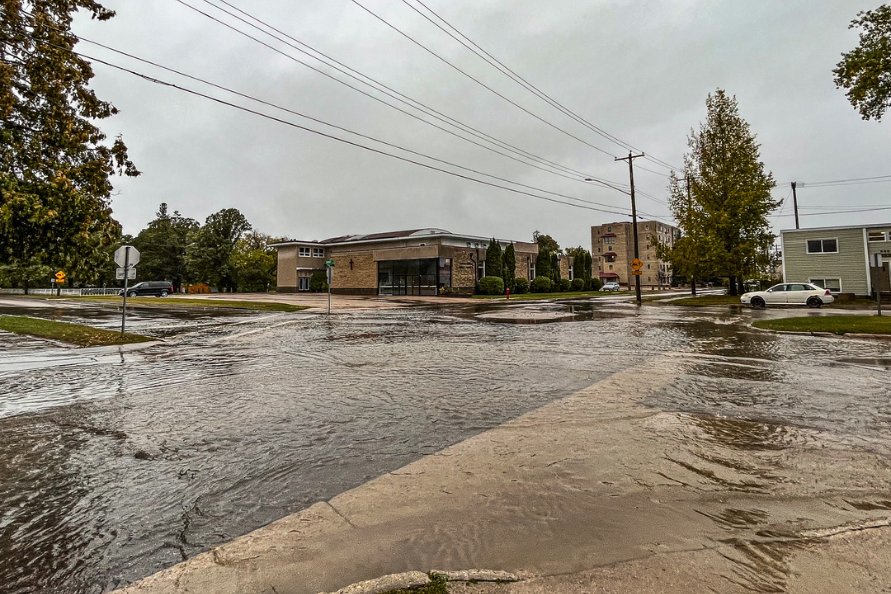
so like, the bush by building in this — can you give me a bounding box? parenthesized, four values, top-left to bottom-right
(559, 278, 571, 291)
(589, 277, 602, 291)
(571, 278, 585, 291)
(478, 275, 505, 295)
(513, 277, 529, 294)
(531, 276, 553, 293)
(309, 270, 328, 292)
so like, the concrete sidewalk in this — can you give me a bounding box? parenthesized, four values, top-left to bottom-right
(118, 357, 891, 594)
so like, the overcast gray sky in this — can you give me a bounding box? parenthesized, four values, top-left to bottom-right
(75, 0, 890, 249)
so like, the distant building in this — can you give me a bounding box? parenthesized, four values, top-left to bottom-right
(781, 223, 891, 296)
(271, 228, 538, 295)
(590, 220, 679, 288)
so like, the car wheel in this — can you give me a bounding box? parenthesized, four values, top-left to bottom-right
(751, 296, 766, 309)
(807, 296, 822, 308)
(160, 290, 168, 297)
(127, 291, 137, 297)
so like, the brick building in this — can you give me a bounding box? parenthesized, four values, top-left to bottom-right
(271, 228, 538, 295)
(591, 220, 678, 289)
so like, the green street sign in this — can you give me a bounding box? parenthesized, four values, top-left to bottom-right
(325, 259, 335, 267)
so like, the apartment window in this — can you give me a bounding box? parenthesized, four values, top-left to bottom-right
(477, 260, 485, 280)
(608, 264, 613, 270)
(528, 261, 536, 279)
(607, 226, 612, 232)
(810, 278, 841, 293)
(868, 231, 887, 242)
(298, 247, 311, 257)
(312, 248, 324, 257)
(806, 238, 838, 254)
(568, 264, 574, 281)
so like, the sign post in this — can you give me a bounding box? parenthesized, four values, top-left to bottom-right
(54, 270, 66, 296)
(876, 253, 884, 317)
(325, 259, 335, 316)
(114, 245, 140, 334)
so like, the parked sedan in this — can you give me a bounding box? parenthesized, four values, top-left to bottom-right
(740, 282, 834, 308)
(600, 281, 621, 292)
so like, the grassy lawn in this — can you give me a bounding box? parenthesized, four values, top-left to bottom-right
(0, 315, 153, 346)
(58, 296, 308, 312)
(753, 315, 891, 335)
(473, 290, 631, 300)
(656, 294, 741, 307)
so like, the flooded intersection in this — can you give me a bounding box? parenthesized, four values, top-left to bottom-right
(1, 300, 889, 593)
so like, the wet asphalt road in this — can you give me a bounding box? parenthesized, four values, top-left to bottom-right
(0, 299, 889, 593)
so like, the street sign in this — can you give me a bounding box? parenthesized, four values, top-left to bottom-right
(116, 267, 136, 280)
(114, 245, 140, 267)
(325, 258, 335, 267)
(632, 270, 642, 276)
(630, 258, 643, 271)
(55, 270, 66, 283)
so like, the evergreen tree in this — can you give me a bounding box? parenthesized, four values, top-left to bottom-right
(550, 252, 560, 285)
(188, 208, 252, 291)
(667, 90, 777, 295)
(0, 1, 139, 291)
(501, 242, 516, 291)
(132, 203, 198, 291)
(485, 237, 503, 278)
(536, 247, 551, 279)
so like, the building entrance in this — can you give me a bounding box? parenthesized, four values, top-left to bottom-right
(378, 259, 439, 296)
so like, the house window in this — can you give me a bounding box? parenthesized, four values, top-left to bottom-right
(312, 248, 324, 257)
(868, 231, 887, 242)
(298, 247, 311, 257)
(810, 278, 841, 293)
(806, 238, 838, 254)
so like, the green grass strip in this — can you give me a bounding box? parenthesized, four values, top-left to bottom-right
(657, 295, 742, 307)
(472, 290, 631, 300)
(0, 315, 153, 346)
(753, 315, 891, 335)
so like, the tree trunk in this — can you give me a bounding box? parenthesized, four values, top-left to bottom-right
(691, 276, 697, 296)
(728, 275, 738, 296)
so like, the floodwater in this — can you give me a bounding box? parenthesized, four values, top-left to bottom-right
(0, 300, 889, 593)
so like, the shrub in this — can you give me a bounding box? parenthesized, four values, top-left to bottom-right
(531, 276, 553, 293)
(309, 270, 328, 292)
(478, 275, 505, 295)
(513, 277, 529, 294)
(571, 278, 585, 291)
(559, 278, 571, 291)
(588, 277, 602, 291)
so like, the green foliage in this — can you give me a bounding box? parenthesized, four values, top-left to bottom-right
(0, 314, 151, 347)
(559, 278, 571, 291)
(662, 90, 777, 296)
(550, 252, 560, 285)
(132, 203, 198, 291)
(188, 208, 251, 291)
(571, 278, 585, 291)
(536, 248, 551, 279)
(589, 276, 602, 291)
(533, 231, 560, 253)
(0, 1, 139, 286)
(232, 231, 276, 292)
(833, 5, 891, 121)
(501, 242, 516, 291)
(478, 275, 504, 295)
(531, 276, 553, 293)
(485, 237, 503, 278)
(309, 270, 328, 292)
(0, 262, 53, 292)
(513, 277, 529, 294)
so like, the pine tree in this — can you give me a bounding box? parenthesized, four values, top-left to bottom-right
(0, 1, 139, 291)
(501, 242, 516, 291)
(536, 247, 551, 279)
(669, 90, 778, 295)
(485, 237, 502, 278)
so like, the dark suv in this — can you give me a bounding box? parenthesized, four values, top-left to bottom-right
(120, 281, 174, 297)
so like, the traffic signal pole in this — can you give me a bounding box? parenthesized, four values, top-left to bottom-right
(616, 152, 645, 305)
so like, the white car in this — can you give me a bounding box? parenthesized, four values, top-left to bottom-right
(600, 282, 621, 292)
(740, 282, 834, 308)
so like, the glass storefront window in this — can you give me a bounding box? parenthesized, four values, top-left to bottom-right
(378, 258, 443, 296)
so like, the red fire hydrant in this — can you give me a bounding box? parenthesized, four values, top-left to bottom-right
(506, 288, 511, 300)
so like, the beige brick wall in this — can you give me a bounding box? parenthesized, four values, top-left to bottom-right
(276, 246, 297, 291)
(450, 249, 477, 293)
(592, 221, 676, 288)
(328, 250, 377, 293)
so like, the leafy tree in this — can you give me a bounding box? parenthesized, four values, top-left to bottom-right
(132, 203, 198, 291)
(188, 208, 251, 291)
(533, 231, 560, 253)
(834, 5, 891, 121)
(232, 231, 276, 292)
(309, 270, 328, 292)
(565, 246, 593, 288)
(501, 242, 516, 291)
(485, 237, 502, 278)
(0, 1, 139, 292)
(667, 90, 778, 296)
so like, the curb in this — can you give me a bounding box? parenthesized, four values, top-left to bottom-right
(319, 569, 521, 594)
(749, 324, 891, 340)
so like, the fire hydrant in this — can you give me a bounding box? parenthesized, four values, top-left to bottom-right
(506, 288, 511, 300)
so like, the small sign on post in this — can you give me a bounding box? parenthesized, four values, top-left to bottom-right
(876, 253, 884, 317)
(325, 259, 334, 315)
(114, 245, 140, 334)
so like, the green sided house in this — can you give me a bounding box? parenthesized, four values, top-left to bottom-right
(781, 223, 891, 296)
(271, 228, 539, 295)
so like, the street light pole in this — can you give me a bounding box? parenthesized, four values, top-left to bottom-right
(616, 151, 645, 305)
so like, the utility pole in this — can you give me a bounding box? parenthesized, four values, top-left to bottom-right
(791, 181, 799, 230)
(684, 176, 697, 296)
(616, 151, 645, 305)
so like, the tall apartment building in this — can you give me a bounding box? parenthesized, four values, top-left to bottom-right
(591, 220, 679, 288)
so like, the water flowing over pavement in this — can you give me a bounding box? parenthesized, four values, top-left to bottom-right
(1, 299, 889, 593)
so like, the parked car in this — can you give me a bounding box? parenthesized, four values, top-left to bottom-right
(740, 282, 834, 309)
(600, 282, 621, 292)
(119, 281, 174, 297)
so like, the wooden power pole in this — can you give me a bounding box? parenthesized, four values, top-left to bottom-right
(615, 151, 645, 305)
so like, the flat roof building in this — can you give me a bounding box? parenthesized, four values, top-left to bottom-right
(591, 221, 678, 288)
(271, 228, 538, 295)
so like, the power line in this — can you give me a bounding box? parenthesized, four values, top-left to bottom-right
(775, 206, 891, 217)
(77, 49, 636, 217)
(399, 0, 680, 172)
(177, 0, 630, 195)
(800, 174, 891, 187)
(348, 0, 624, 161)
